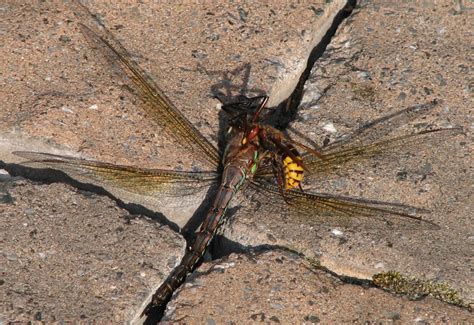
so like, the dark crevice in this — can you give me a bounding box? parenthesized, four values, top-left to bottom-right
(268, 0, 357, 130)
(205, 242, 376, 287)
(207, 0, 357, 262)
(203, 241, 472, 312)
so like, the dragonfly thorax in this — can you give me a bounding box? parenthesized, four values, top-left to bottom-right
(223, 125, 261, 175)
(254, 125, 305, 191)
(222, 95, 307, 192)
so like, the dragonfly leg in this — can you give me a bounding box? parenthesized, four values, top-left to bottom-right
(270, 153, 291, 203)
(298, 182, 305, 193)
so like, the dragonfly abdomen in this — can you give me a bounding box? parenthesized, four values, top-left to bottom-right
(144, 164, 247, 314)
(282, 145, 304, 190)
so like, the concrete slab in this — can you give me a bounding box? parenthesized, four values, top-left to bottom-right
(0, 0, 353, 322)
(0, 0, 343, 227)
(225, 0, 473, 308)
(0, 177, 183, 322)
(166, 250, 471, 323)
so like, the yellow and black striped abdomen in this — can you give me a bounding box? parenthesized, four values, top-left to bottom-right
(282, 148, 304, 190)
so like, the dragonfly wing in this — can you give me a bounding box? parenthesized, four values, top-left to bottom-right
(75, 19, 220, 168)
(247, 182, 439, 230)
(14, 151, 219, 227)
(304, 127, 461, 179)
(257, 102, 460, 181)
(321, 101, 441, 151)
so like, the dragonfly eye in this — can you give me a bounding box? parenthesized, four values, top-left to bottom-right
(247, 126, 260, 141)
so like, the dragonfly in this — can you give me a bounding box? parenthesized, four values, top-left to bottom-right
(14, 16, 458, 318)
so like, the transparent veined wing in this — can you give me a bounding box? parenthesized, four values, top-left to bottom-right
(246, 181, 439, 230)
(73, 10, 220, 168)
(14, 151, 219, 227)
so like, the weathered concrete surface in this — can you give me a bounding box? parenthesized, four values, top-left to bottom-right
(166, 250, 471, 323)
(0, 0, 352, 323)
(224, 0, 473, 311)
(0, 0, 342, 227)
(0, 0, 336, 160)
(0, 177, 183, 322)
(2, 0, 472, 323)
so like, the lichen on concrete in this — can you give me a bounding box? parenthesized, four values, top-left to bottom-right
(373, 271, 469, 310)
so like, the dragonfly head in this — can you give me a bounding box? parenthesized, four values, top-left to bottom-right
(221, 95, 269, 132)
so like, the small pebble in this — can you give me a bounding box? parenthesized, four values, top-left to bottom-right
(398, 92, 407, 101)
(206, 318, 216, 325)
(322, 122, 337, 133)
(436, 27, 446, 35)
(357, 71, 371, 80)
(6, 253, 18, 261)
(374, 262, 385, 269)
(213, 262, 235, 270)
(61, 106, 74, 113)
